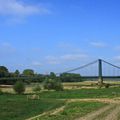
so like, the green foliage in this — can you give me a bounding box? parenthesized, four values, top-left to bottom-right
(104, 83, 110, 88)
(60, 73, 83, 82)
(43, 78, 63, 91)
(23, 69, 34, 76)
(0, 95, 64, 120)
(0, 66, 9, 77)
(14, 70, 20, 77)
(50, 72, 56, 79)
(13, 81, 25, 94)
(39, 102, 107, 120)
(40, 87, 120, 99)
(32, 84, 41, 92)
(0, 88, 3, 95)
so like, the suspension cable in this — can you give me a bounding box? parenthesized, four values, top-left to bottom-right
(102, 59, 120, 69)
(57, 60, 98, 75)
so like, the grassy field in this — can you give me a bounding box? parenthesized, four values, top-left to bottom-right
(38, 101, 107, 120)
(0, 94, 65, 120)
(39, 87, 120, 99)
(1, 81, 120, 120)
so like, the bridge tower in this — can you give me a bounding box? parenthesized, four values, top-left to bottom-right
(98, 59, 103, 85)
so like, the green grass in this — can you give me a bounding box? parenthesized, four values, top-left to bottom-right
(0, 94, 65, 120)
(1, 86, 120, 120)
(38, 101, 107, 120)
(39, 87, 120, 99)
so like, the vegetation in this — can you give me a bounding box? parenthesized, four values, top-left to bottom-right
(39, 102, 107, 120)
(43, 78, 63, 91)
(60, 73, 83, 82)
(1, 66, 120, 120)
(0, 94, 64, 120)
(1, 84, 120, 120)
(39, 87, 120, 99)
(23, 69, 34, 76)
(13, 81, 25, 94)
(32, 84, 41, 93)
(0, 88, 3, 94)
(14, 70, 20, 77)
(0, 66, 9, 77)
(0, 66, 84, 85)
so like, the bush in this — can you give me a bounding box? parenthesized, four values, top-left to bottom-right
(0, 88, 3, 95)
(43, 78, 63, 91)
(32, 84, 41, 93)
(13, 81, 25, 94)
(104, 83, 110, 88)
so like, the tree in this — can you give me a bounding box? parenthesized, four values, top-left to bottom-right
(60, 73, 82, 82)
(23, 69, 34, 76)
(14, 70, 20, 77)
(50, 72, 56, 79)
(0, 66, 9, 77)
(43, 78, 63, 91)
(13, 81, 25, 94)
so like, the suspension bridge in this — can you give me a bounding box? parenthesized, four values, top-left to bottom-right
(58, 59, 120, 83)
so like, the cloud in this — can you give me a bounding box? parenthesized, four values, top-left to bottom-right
(0, 0, 50, 15)
(90, 42, 106, 48)
(60, 54, 88, 61)
(0, 0, 50, 22)
(47, 61, 60, 65)
(45, 56, 60, 65)
(45, 53, 88, 65)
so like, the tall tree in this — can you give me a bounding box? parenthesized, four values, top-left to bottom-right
(50, 72, 56, 79)
(0, 66, 9, 77)
(14, 70, 20, 77)
(23, 69, 34, 76)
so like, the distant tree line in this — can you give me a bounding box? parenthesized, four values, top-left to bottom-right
(0, 66, 83, 85)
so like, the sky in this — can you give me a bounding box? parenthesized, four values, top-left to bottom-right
(1, 0, 120, 74)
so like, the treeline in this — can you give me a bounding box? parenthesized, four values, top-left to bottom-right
(0, 66, 83, 85)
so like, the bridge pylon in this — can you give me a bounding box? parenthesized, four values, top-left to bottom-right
(98, 59, 103, 85)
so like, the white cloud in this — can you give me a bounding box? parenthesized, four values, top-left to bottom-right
(0, 0, 50, 16)
(0, 0, 50, 23)
(90, 42, 106, 48)
(47, 61, 60, 65)
(45, 53, 88, 65)
(60, 54, 88, 61)
(45, 56, 60, 65)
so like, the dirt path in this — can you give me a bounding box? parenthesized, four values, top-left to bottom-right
(26, 98, 120, 120)
(103, 105, 120, 120)
(75, 104, 115, 120)
(74, 98, 120, 120)
(26, 105, 65, 120)
(67, 98, 120, 104)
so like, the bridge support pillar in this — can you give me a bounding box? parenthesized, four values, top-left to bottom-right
(98, 59, 103, 85)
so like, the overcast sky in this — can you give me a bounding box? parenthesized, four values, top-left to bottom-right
(0, 0, 120, 73)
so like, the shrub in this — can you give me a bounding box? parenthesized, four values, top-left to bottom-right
(13, 81, 25, 94)
(43, 78, 63, 91)
(32, 84, 41, 93)
(0, 88, 3, 95)
(104, 83, 110, 88)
